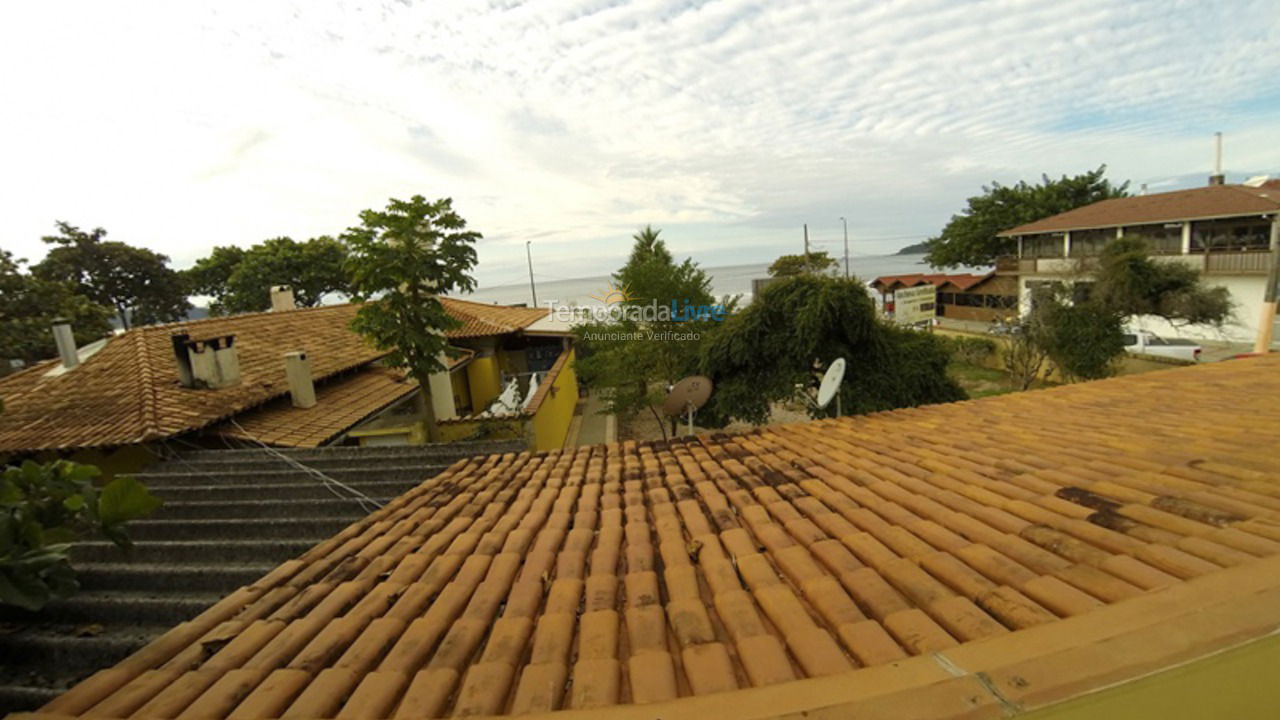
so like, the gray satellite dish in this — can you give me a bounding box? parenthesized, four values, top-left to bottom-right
(816, 358, 846, 415)
(662, 375, 713, 436)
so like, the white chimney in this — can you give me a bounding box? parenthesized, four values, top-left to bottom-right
(51, 319, 79, 369)
(186, 334, 241, 389)
(284, 351, 316, 408)
(1209, 132, 1225, 186)
(270, 285, 297, 312)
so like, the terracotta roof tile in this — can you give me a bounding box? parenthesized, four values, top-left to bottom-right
(1000, 183, 1280, 235)
(25, 354, 1280, 720)
(0, 301, 543, 452)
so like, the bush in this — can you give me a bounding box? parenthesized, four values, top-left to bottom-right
(1, 460, 161, 611)
(1035, 299, 1126, 382)
(939, 335, 997, 366)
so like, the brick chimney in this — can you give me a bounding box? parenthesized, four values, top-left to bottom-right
(51, 319, 78, 369)
(284, 351, 316, 408)
(270, 285, 297, 312)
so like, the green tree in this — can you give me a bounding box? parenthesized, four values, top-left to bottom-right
(34, 222, 190, 329)
(1090, 236, 1233, 327)
(187, 237, 351, 315)
(925, 166, 1129, 268)
(1, 460, 160, 610)
(343, 196, 480, 443)
(700, 274, 963, 425)
(1032, 288, 1126, 382)
(1, 249, 113, 363)
(768, 250, 839, 277)
(575, 227, 727, 438)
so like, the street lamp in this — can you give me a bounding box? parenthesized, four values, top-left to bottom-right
(526, 241, 538, 307)
(839, 217, 849, 279)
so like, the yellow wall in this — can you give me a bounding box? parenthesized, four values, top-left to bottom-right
(1024, 634, 1280, 720)
(531, 349, 578, 452)
(466, 355, 502, 411)
(450, 369, 473, 414)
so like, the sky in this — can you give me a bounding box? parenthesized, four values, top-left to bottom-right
(2, 0, 1278, 290)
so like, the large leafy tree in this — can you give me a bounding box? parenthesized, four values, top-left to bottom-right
(186, 237, 351, 314)
(33, 222, 190, 329)
(768, 250, 839, 277)
(344, 196, 480, 443)
(575, 226, 728, 438)
(700, 274, 963, 424)
(1, 249, 113, 364)
(1090, 236, 1232, 327)
(926, 166, 1129, 268)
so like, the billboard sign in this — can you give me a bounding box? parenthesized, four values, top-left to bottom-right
(893, 285, 937, 325)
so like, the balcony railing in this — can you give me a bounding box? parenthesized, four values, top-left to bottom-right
(998, 250, 1272, 276)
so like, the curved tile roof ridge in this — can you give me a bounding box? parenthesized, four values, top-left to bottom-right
(21, 354, 1280, 719)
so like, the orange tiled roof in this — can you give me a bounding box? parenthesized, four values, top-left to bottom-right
(26, 354, 1280, 719)
(0, 301, 546, 453)
(871, 273, 991, 292)
(212, 348, 473, 449)
(999, 183, 1280, 236)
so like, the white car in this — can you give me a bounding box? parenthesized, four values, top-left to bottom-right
(1122, 328, 1202, 362)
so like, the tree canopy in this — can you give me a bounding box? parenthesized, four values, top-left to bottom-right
(1, 248, 113, 364)
(574, 227, 726, 437)
(33, 222, 189, 329)
(186, 236, 351, 315)
(925, 166, 1129, 268)
(768, 250, 839, 277)
(1090, 236, 1233, 327)
(344, 196, 480, 442)
(699, 274, 963, 425)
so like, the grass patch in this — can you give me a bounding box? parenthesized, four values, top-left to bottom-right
(948, 361, 1015, 399)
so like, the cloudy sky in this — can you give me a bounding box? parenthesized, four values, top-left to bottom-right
(2, 0, 1278, 289)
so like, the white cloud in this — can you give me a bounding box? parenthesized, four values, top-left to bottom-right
(1, 0, 1277, 286)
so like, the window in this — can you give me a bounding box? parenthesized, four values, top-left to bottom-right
(1021, 233, 1065, 258)
(1069, 228, 1113, 257)
(1123, 224, 1183, 254)
(1121, 334, 1137, 346)
(1191, 218, 1271, 253)
(938, 292, 955, 305)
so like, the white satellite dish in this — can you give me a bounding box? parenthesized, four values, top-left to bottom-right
(662, 375, 713, 437)
(816, 358, 847, 415)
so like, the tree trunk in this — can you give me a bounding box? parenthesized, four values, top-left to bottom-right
(417, 382, 442, 444)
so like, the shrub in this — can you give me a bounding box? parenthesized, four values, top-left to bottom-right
(1, 460, 161, 610)
(939, 335, 997, 366)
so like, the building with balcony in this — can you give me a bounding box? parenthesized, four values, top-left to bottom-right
(997, 179, 1280, 341)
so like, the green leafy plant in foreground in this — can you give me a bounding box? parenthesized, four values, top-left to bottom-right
(0, 460, 161, 611)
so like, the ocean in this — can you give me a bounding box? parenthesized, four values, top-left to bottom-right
(460, 253, 985, 307)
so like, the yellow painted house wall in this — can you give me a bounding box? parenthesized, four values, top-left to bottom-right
(450, 369, 473, 414)
(466, 355, 502, 411)
(1023, 634, 1280, 720)
(531, 349, 578, 452)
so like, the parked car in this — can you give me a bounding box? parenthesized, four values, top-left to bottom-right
(1122, 328, 1202, 362)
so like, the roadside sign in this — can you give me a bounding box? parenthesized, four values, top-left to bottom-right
(893, 285, 937, 325)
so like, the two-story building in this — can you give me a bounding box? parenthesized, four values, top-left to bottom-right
(998, 178, 1280, 342)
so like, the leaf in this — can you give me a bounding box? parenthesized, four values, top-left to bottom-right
(63, 494, 85, 512)
(0, 565, 54, 611)
(97, 476, 162, 528)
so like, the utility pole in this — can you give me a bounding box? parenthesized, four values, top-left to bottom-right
(1254, 219, 1280, 354)
(803, 224, 810, 269)
(526, 241, 538, 307)
(840, 217, 849, 279)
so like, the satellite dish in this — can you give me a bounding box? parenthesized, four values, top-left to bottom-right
(816, 358, 847, 414)
(662, 375, 713, 437)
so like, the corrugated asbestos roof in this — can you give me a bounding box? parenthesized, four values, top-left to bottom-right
(24, 354, 1280, 720)
(999, 183, 1280, 236)
(0, 299, 545, 453)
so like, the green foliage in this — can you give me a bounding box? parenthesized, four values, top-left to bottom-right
(344, 196, 480, 441)
(938, 335, 997, 366)
(34, 222, 190, 329)
(925, 166, 1129, 268)
(576, 227, 726, 434)
(1091, 237, 1233, 327)
(699, 275, 964, 425)
(1000, 318, 1051, 391)
(1, 248, 113, 363)
(1034, 293, 1126, 382)
(186, 237, 352, 315)
(767, 251, 839, 278)
(1, 460, 160, 611)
